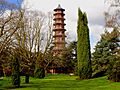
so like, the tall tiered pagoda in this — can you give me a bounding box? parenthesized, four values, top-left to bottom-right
(53, 4, 66, 56)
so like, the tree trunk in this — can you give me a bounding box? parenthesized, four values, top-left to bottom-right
(12, 56, 20, 87)
(25, 75, 29, 83)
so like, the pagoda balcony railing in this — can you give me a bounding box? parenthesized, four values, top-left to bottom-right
(54, 16, 63, 18)
(55, 20, 63, 23)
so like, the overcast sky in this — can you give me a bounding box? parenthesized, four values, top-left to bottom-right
(19, 0, 106, 52)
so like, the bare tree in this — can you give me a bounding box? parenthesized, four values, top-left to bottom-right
(104, 0, 120, 28)
(0, 0, 53, 79)
(13, 10, 53, 80)
(0, 0, 24, 76)
(0, 0, 24, 54)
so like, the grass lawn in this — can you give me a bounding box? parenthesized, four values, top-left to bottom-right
(0, 74, 120, 90)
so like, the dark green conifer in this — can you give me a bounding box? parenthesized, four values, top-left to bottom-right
(92, 28, 120, 82)
(77, 8, 92, 79)
(92, 32, 111, 77)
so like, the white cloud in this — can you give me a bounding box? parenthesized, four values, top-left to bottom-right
(22, 0, 106, 52)
(89, 25, 105, 52)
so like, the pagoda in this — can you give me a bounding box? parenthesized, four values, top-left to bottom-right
(52, 4, 66, 56)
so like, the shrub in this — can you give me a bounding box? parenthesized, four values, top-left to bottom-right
(34, 67, 45, 78)
(107, 56, 120, 82)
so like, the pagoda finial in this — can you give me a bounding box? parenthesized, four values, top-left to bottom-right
(58, 4, 61, 8)
(54, 4, 65, 11)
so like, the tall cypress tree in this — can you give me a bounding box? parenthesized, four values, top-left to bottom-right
(77, 8, 92, 79)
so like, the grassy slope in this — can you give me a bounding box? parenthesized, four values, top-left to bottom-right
(0, 74, 120, 90)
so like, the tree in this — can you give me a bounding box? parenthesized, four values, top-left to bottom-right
(13, 10, 53, 80)
(0, 0, 23, 77)
(106, 28, 120, 82)
(77, 8, 92, 79)
(92, 28, 120, 81)
(0, 0, 22, 54)
(104, 0, 120, 27)
(92, 31, 111, 78)
(61, 41, 77, 73)
(104, 0, 120, 82)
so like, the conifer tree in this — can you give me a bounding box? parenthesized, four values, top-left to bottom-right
(92, 28, 120, 81)
(77, 8, 92, 79)
(92, 31, 111, 77)
(106, 28, 120, 82)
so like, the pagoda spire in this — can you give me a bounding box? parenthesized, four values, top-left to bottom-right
(58, 4, 61, 7)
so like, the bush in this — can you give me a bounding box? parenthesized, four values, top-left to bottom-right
(34, 67, 45, 78)
(4, 66, 12, 76)
(92, 70, 106, 78)
(107, 56, 120, 82)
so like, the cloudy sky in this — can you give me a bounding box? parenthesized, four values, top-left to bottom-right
(10, 0, 107, 52)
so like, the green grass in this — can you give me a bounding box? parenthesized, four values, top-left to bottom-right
(0, 74, 120, 90)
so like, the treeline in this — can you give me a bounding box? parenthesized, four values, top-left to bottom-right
(0, 0, 54, 87)
(0, 0, 120, 88)
(0, 0, 77, 87)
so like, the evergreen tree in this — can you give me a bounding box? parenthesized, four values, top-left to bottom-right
(92, 31, 111, 77)
(12, 55, 20, 87)
(61, 41, 77, 73)
(106, 28, 120, 82)
(77, 8, 92, 79)
(92, 28, 120, 81)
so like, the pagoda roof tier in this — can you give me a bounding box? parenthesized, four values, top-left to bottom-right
(54, 13, 65, 16)
(53, 23, 66, 26)
(53, 17, 65, 20)
(53, 28, 66, 31)
(53, 18, 65, 21)
(54, 4, 65, 11)
(53, 35, 66, 38)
